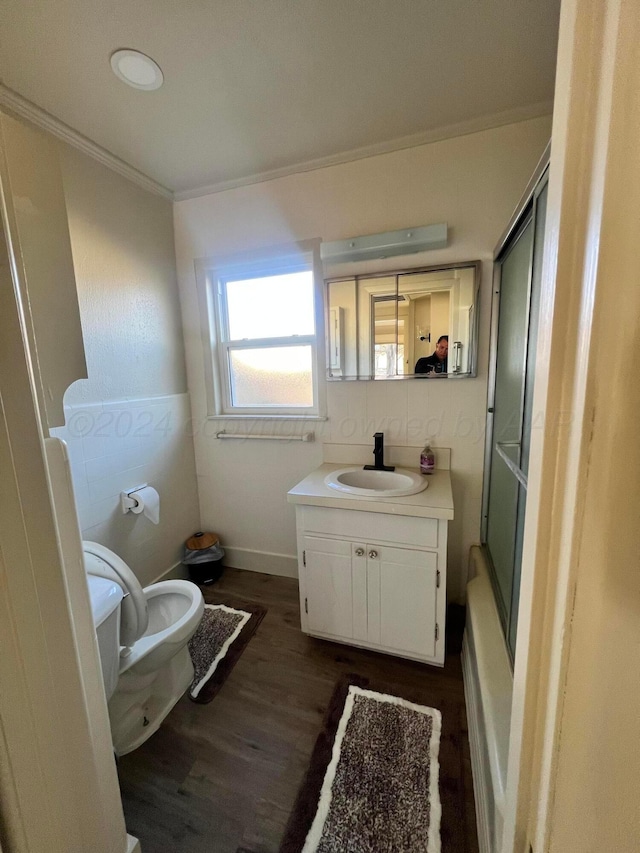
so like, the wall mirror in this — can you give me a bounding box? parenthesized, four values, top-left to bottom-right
(326, 261, 480, 379)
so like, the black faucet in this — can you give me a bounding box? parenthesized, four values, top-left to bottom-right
(364, 432, 395, 471)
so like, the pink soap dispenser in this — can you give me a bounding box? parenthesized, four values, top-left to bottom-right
(420, 442, 435, 474)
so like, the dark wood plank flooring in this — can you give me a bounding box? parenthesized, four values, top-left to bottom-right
(117, 569, 478, 853)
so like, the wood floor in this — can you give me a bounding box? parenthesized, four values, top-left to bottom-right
(117, 568, 479, 853)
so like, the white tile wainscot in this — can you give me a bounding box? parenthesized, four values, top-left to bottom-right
(287, 459, 454, 666)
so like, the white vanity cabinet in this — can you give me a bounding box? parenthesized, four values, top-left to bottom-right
(293, 504, 449, 666)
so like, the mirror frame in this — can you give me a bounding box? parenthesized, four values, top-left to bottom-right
(325, 259, 481, 380)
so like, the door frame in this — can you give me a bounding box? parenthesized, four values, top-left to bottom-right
(500, 0, 637, 850)
(0, 113, 138, 853)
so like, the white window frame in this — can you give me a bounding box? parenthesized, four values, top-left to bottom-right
(196, 239, 326, 419)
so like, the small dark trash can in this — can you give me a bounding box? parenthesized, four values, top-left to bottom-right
(183, 531, 225, 585)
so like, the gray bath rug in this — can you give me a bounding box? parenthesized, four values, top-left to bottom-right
(188, 602, 266, 703)
(281, 680, 442, 853)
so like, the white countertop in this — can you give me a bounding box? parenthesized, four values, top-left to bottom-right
(287, 463, 454, 520)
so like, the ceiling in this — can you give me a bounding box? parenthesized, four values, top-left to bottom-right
(0, 0, 560, 196)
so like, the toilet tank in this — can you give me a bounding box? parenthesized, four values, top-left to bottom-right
(87, 575, 123, 700)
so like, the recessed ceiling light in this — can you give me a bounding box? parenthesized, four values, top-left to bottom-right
(110, 49, 164, 91)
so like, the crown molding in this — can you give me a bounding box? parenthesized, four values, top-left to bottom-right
(0, 84, 173, 200)
(174, 100, 553, 202)
(0, 84, 552, 205)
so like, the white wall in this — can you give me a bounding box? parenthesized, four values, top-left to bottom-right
(431, 291, 451, 345)
(414, 296, 432, 362)
(59, 146, 187, 402)
(50, 144, 200, 587)
(174, 116, 551, 599)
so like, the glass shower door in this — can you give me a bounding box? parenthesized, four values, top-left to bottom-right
(486, 216, 533, 634)
(484, 177, 548, 659)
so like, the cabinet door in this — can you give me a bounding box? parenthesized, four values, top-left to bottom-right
(304, 536, 353, 638)
(369, 545, 438, 657)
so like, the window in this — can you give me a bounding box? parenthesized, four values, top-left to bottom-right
(198, 242, 325, 418)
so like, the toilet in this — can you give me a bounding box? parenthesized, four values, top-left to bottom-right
(84, 540, 204, 755)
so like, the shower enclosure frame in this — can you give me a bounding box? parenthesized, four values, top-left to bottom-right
(481, 147, 551, 661)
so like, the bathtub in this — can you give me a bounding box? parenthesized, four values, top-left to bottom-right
(462, 545, 514, 853)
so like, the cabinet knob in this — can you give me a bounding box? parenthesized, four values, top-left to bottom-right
(368, 550, 378, 559)
(354, 547, 365, 557)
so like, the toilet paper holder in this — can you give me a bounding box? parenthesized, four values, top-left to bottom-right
(121, 484, 148, 515)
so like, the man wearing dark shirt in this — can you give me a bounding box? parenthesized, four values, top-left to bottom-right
(415, 335, 448, 375)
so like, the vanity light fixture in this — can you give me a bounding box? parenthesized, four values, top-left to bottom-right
(320, 223, 448, 264)
(110, 49, 164, 91)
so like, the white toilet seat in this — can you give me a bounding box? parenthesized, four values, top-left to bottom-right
(83, 540, 149, 647)
(83, 540, 205, 755)
(118, 580, 205, 675)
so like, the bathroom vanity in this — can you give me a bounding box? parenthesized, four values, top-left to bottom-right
(287, 458, 454, 666)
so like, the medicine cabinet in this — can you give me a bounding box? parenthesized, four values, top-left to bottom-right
(325, 261, 480, 380)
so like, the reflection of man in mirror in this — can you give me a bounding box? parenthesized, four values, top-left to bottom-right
(415, 335, 448, 375)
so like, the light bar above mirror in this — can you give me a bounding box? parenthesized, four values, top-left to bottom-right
(320, 223, 448, 264)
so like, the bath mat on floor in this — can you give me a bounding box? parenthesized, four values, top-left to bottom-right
(280, 675, 442, 853)
(188, 601, 266, 703)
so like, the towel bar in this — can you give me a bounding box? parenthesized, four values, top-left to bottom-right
(216, 430, 314, 442)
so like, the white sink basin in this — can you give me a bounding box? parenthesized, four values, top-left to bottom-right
(324, 466, 428, 498)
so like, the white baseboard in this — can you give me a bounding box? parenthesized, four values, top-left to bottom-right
(149, 550, 298, 583)
(149, 560, 188, 585)
(462, 632, 493, 853)
(223, 546, 298, 578)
